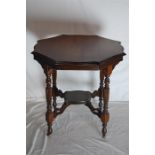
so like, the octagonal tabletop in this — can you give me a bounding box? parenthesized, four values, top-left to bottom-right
(32, 35, 126, 70)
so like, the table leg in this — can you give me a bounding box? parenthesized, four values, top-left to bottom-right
(100, 65, 112, 137)
(44, 65, 56, 135)
(99, 70, 104, 114)
(51, 69, 57, 112)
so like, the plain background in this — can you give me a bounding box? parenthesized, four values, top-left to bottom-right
(26, 0, 128, 102)
(1, 0, 155, 155)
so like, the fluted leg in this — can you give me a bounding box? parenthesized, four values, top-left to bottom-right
(100, 65, 112, 137)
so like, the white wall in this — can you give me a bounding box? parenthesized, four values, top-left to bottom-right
(26, 0, 128, 101)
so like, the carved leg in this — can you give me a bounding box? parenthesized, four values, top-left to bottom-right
(51, 69, 57, 112)
(99, 70, 104, 115)
(44, 65, 55, 135)
(100, 65, 112, 137)
(101, 75, 110, 137)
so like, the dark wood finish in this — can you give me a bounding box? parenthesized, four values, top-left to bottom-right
(55, 102, 70, 115)
(32, 35, 125, 70)
(43, 65, 55, 135)
(85, 102, 100, 117)
(33, 35, 124, 62)
(91, 90, 99, 98)
(99, 69, 104, 114)
(32, 35, 126, 137)
(51, 69, 57, 112)
(100, 65, 112, 137)
(64, 91, 91, 104)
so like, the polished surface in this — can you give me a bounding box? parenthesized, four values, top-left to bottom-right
(32, 35, 126, 137)
(33, 35, 125, 63)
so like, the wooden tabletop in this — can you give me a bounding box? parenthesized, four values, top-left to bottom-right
(32, 35, 126, 70)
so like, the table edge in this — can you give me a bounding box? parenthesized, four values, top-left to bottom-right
(31, 51, 126, 70)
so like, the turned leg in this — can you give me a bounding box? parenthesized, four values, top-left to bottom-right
(51, 69, 57, 112)
(101, 74, 110, 137)
(44, 65, 56, 135)
(99, 69, 104, 115)
(100, 65, 112, 137)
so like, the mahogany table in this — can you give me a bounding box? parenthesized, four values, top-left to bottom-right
(32, 35, 126, 137)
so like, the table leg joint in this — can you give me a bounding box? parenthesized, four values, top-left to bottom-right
(85, 102, 100, 117)
(91, 90, 99, 98)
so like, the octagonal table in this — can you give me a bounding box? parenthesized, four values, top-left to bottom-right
(32, 35, 126, 137)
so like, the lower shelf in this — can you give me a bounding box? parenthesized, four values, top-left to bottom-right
(64, 90, 91, 104)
